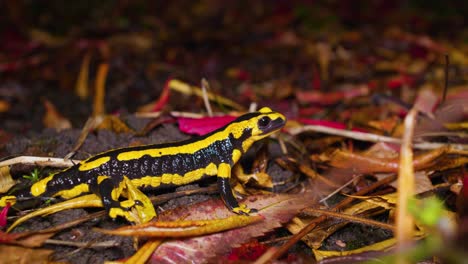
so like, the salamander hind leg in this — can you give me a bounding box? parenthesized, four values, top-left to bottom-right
(96, 176, 156, 223)
(217, 163, 257, 215)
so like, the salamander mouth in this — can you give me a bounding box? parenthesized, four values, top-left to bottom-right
(260, 117, 286, 134)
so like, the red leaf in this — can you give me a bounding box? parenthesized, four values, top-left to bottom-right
(151, 193, 318, 263)
(151, 77, 172, 112)
(387, 74, 415, 90)
(226, 240, 269, 261)
(0, 203, 11, 228)
(177, 115, 237, 135)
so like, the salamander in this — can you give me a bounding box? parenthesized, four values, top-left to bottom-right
(0, 107, 286, 223)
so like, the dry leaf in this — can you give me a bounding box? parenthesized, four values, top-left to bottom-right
(42, 99, 72, 131)
(0, 245, 53, 263)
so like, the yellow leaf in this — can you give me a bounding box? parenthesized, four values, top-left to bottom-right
(95, 214, 263, 237)
(313, 238, 396, 261)
(0, 166, 16, 193)
(444, 122, 468, 130)
(168, 79, 245, 111)
(93, 63, 109, 117)
(75, 53, 91, 99)
(7, 194, 103, 232)
(121, 240, 163, 264)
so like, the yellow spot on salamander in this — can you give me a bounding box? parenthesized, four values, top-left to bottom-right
(97, 175, 110, 184)
(30, 174, 55, 196)
(218, 163, 231, 178)
(79, 157, 110, 171)
(55, 183, 89, 199)
(232, 149, 242, 163)
(130, 163, 219, 188)
(161, 173, 172, 184)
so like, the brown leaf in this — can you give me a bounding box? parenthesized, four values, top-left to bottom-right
(0, 245, 53, 263)
(42, 99, 72, 131)
(0, 166, 16, 194)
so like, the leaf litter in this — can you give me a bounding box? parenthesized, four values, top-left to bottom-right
(0, 1, 467, 263)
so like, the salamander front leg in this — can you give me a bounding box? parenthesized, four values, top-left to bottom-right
(217, 163, 257, 215)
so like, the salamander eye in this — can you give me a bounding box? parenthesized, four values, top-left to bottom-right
(258, 116, 271, 128)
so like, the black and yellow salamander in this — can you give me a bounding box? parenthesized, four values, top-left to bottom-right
(0, 107, 286, 223)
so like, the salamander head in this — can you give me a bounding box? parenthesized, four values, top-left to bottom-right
(227, 107, 286, 146)
(249, 107, 286, 140)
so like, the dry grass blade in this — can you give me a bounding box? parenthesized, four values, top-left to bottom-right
(396, 108, 417, 263)
(75, 52, 91, 99)
(93, 63, 109, 117)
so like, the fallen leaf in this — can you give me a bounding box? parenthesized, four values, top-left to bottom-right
(177, 115, 237, 135)
(75, 52, 91, 100)
(96, 214, 263, 237)
(151, 193, 318, 263)
(42, 98, 72, 131)
(0, 245, 53, 263)
(137, 77, 172, 113)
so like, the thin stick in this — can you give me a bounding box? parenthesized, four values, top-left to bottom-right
(45, 239, 119, 248)
(303, 207, 395, 231)
(0, 156, 79, 168)
(319, 176, 359, 203)
(287, 125, 468, 150)
(201, 78, 213, 117)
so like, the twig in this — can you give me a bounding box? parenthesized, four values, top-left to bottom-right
(302, 207, 395, 231)
(201, 78, 213, 117)
(45, 239, 119, 248)
(287, 125, 468, 150)
(0, 156, 80, 168)
(319, 176, 359, 203)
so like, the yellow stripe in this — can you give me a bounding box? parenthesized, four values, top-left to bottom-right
(116, 122, 247, 161)
(217, 163, 231, 178)
(130, 162, 218, 188)
(55, 183, 89, 199)
(232, 149, 242, 163)
(30, 174, 55, 196)
(79, 157, 110, 171)
(97, 175, 110, 184)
